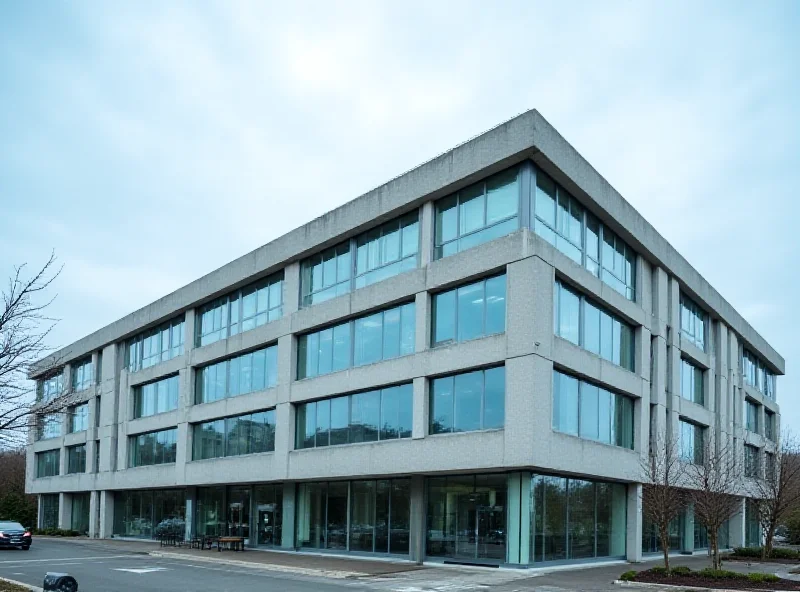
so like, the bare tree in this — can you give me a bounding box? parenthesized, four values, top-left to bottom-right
(686, 436, 743, 571)
(641, 431, 687, 571)
(753, 431, 800, 559)
(0, 253, 72, 446)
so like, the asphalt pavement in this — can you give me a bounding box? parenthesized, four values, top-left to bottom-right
(0, 537, 726, 592)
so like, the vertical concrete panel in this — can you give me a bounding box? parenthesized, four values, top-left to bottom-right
(89, 490, 99, 538)
(283, 262, 301, 316)
(504, 356, 537, 467)
(418, 202, 434, 268)
(506, 258, 536, 359)
(99, 490, 114, 538)
(412, 377, 427, 440)
(58, 492, 72, 530)
(409, 475, 426, 563)
(729, 497, 746, 548)
(529, 354, 555, 468)
(414, 291, 430, 355)
(683, 504, 694, 554)
(277, 334, 294, 402)
(274, 402, 292, 479)
(626, 483, 643, 562)
(281, 482, 296, 549)
(175, 422, 189, 477)
(530, 258, 555, 362)
(184, 309, 196, 355)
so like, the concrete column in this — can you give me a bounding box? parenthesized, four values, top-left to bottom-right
(58, 492, 72, 531)
(530, 257, 555, 362)
(99, 490, 114, 538)
(611, 484, 627, 557)
(89, 490, 100, 538)
(86, 439, 98, 473)
(414, 291, 430, 355)
(626, 483, 643, 562)
(185, 486, 197, 541)
(183, 308, 196, 354)
(411, 376, 427, 440)
(283, 261, 301, 316)
(682, 504, 695, 554)
(90, 351, 100, 388)
(418, 202, 434, 268)
(175, 422, 190, 468)
(37, 495, 44, 530)
(281, 482, 296, 549)
(728, 498, 746, 548)
(505, 258, 536, 360)
(409, 475, 426, 564)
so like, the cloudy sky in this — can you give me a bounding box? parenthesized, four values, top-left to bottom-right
(1, 2, 798, 425)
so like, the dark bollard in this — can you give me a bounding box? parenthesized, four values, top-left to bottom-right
(43, 572, 78, 592)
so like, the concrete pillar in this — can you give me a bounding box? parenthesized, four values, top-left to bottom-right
(418, 202, 434, 268)
(505, 258, 536, 360)
(281, 482, 296, 549)
(414, 290, 430, 355)
(409, 475, 426, 564)
(626, 483, 643, 562)
(283, 261, 301, 316)
(183, 308, 196, 354)
(728, 498, 746, 548)
(411, 376, 427, 440)
(86, 439, 98, 473)
(37, 495, 44, 530)
(682, 504, 695, 554)
(99, 490, 114, 538)
(89, 491, 100, 538)
(175, 422, 190, 468)
(185, 486, 197, 541)
(611, 484, 627, 557)
(58, 492, 72, 531)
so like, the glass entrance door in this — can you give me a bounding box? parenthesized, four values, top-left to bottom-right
(227, 487, 251, 542)
(257, 505, 279, 546)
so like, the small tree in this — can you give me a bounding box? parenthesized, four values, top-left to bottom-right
(641, 431, 686, 571)
(0, 448, 37, 527)
(0, 253, 73, 447)
(687, 437, 743, 571)
(753, 431, 800, 559)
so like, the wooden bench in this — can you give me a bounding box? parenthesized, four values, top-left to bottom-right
(216, 536, 245, 552)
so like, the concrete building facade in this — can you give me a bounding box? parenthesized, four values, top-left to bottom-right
(26, 110, 783, 566)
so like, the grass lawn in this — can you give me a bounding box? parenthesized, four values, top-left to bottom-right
(0, 580, 31, 592)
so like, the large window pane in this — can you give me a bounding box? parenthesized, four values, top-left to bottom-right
(457, 281, 484, 342)
(430, 376, 454, 434)
(432, 290, 456, 345)
(454, 371, 482, 432)
(556, 283, 580, 345)
(553, 371, 579, 435)
(579, 383, 600, 441)
(354, 313, 383, 367)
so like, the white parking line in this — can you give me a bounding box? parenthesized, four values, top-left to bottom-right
(0, 554, 132, 564)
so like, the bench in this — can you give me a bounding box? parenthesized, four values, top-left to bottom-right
(216, 536, 245, 552)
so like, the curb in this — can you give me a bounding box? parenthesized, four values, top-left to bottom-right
(0, 575, 44, 592)
(614, 578, 796, 591)
(148, 551, 367, 579)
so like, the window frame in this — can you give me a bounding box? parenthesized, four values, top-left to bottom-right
(66, 444, 87, 474)
(679, 419, 705, 465)
(428, 366, 506, 435)
(127, 316, 185, 372)
(192, 408, 276, 460)
(36, 449, 60, 478)
(680, 358, 705, 406)
(195, 344, 278, 404)
(69, 403, 89, 433)
(71, 357, 94, 392)
(680, 294, 707, 351)
(744, 444, 760, 478)
(128, 427, 178, 468)
(433, 166, 521, 260)
(133, 375, 180, 419)
(431, 274, 507, 348)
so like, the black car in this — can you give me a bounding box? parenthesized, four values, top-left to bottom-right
(0, 521, 32, 550)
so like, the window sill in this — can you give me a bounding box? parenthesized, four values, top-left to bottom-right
(190, 451, 275, 463)
(427, 428, 504, 438)
(552, 429, 636, 453)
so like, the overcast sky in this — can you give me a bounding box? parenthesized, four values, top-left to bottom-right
(1, 1, 798, 427)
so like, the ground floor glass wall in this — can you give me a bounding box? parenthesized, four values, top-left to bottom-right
(195, 484, 283, 547)
(642, 513, 683, 554)
(745, 498, 761, 547)
(113, 489, 186, 539)
(426, 474, 507, 562)
(296, 479, 410, 555)
(40, 494, 59, 530)
(530, 475, 626, 563)
(70, 493, 90, 535)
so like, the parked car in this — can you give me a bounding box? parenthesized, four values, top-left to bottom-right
(0, 521, 32, 550)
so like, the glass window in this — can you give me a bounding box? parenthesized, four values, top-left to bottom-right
(69, 403, 89, 433)
(533, 168, 636, 301)
(679, 420, 704, 465)
(134, 375, 179, 418)
(129, 427, 177, 467)
(71, 357, 94, 391)
(432, 275, 506, 347)
(114, 489, 186, 540)
(765, 411, 775, 441)
(680, 295, 706, 351)
(195, 273, 284, 347)
(296, 384, 412, 449)
(193, 409, 275, 460)
(355, 212, 419, 289)
(37, 413, 61, 440)
(38, 373, 64, 402)
(429, 367, 505, 434)
(434, 167, 520, 259)
(301, 242, 352, 306)
(297, 302, 415, 379)
(745, 400, 759, 433)
(553, 370, 634, 450)
(40, 494, 59, 529)
(745, 445, 760, 478)
(530, 475, 627, 563)
(127, 316, 185, 371)
(196, 345, 277, 404)
(680, 359, 704, 406)
(36, 450, 60, 478)
(743, 349, 778, 401)
(554, 281, 635, 371)
(67, 444, 86, 474)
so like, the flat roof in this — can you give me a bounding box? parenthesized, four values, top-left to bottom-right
(32, 109, 785, 376)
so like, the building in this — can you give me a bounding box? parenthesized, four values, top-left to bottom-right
(26, 109, 783, 565)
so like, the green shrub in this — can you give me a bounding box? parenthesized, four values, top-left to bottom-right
(619, 570, 637, 581)
(670, 566, 692, 575)
(649, 566, 668, 575)
(732, 546, 761, 558)
(732, 546, 800, 560)
(31, 527, 79, 537)
(769, 547, 800, 560)
(747, 573, 780, 583)
(697, 568, 743, 579)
